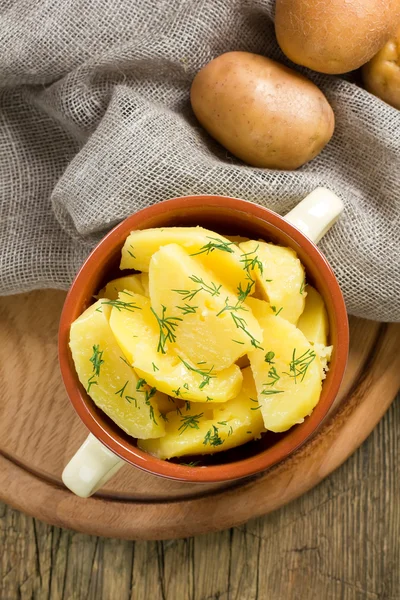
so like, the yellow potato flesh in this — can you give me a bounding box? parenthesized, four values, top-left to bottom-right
(97, 274, 146, 300)
(69, 300, 165, 439)
(248, 313, 322, 433)
(109, 291, 243, 402)
(120, 226, 248, 293)
(149, 243, 263, 371)
(296, 285, 329, 346)
(240, 240, 305, 324)
(138, 367, 265, 459)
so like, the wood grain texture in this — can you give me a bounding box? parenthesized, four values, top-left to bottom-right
(1, 395, 399, 600)
(0, 291, 399, 542)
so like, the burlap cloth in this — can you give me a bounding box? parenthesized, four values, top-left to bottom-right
(0, 0, 399, 321)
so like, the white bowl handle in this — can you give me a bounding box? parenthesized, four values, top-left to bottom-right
(62, 433, 124, 498)
(283, 187, 344, 243)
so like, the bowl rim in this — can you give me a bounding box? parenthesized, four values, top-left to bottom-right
(58, 194, 349, 483)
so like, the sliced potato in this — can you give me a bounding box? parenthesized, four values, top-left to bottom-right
(149, 243, 263, 371)
(69, 300, 165, 439)
(239, 240, 306, 324)
(248, 312, 322, 432)
(109, 291, 243, 402)
(297, 285, 329, 346)
(120, 226, 249, 293)
(140, 272, 150, 296)
(97, 274, 146, 300)
(138, 367, 265, 459)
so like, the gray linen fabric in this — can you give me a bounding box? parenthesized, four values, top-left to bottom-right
(0, 0, 399, 321)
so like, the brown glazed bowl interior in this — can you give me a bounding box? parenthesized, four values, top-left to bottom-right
(59, 195, 349, 483)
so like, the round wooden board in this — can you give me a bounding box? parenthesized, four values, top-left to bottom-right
(0, 290, 399, 540)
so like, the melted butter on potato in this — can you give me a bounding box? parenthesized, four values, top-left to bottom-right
(190, 51, 334, 169)
(138, 367, 265, 459)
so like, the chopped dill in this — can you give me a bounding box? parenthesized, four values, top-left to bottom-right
(179, 357, 216, 389)
(89, 345, 104, 377)
(177, 303, 198, 315)
(115, 381, 129, 398)
(264, 351, 275, 364)
(101, 299, 142, 313)
(120, 355, 132, 367)
(203, 425, 224, 447)
(250, 398, 262, 410)
(178, 413, 204, 435)
(283, 348, 316, 384)
(151, 305, 182, 354)
(190, 236, 234, 256)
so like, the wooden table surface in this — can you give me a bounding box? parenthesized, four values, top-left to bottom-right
(1, 394, 398, 600)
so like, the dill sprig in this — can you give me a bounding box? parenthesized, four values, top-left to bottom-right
(178, 413, 204, 435)
(284, 348, 316, 384)
(101, 299, 142, 313)
(180, 461, 201, 467)
(216, 296, 248, 317)
(152, 362, 159, 372)
(173, 276, 222, 302)
(179, 357, 216, 389)
(261, 389, 284, 396)
(203, 425, 224, 447)
(151, 305, 182, 354)
(127, 244, 136, 258)
(89, 344, 104, 377)
(144, 386, 158, 425)
(240, 244, 264, 275)
(115, 381, 129, 398)
(250, 398, 262, 410)
(264, 351, 275, 364)
(190, 236, 235, 256)
(271, 305, 283, 317)
(177, 303, 198, 315)
(231, 313, 263, 350)
(136, 378, 147, 390)
(300, 278, 306, 295)
(120, 355, 132, 367)
(236, 278, 255, 303)
(125, 395, 137, 407)
(87, 374, 98, 394)
(265, 366, 280, 387)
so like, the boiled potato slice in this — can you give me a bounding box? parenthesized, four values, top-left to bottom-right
(225, 235, 250, 244)
(149, 244, 263, 370)
(140, 272, 150, 296)
(69, 300, 165, 439)
(138, 367, 265, 459)
(296, 285, 329, 346)
(245, 297, 274, 319)
(248, 313, 322, 433)
(120, 226, 249, 293)
(240, 240, 306, 324)
(97, 274, 146, 300)
(109, 291, 243, 402)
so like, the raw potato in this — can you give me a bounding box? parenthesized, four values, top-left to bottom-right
(362, 26, 400, 110)
(297, 285, 329, 346)
(275, 0, 400, 74)
(120, 226, 248, 292)
(240, 240, 306, 324)
(149, 243, 263, 370)
(138, 367, 265, 459)
(97, 274, 146, 300)
(109, 292, 243, 402)
(249, 312, 322, 432)
(69, 300, 165, 439)
(190, 51, 334, 170)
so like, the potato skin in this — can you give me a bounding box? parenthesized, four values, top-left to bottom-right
(275, 0, 400, 75)
(362, 26, 400, 109)
(190, 52, 334, 170)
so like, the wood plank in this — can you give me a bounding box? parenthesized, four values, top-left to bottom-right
(1, 396, 398, 599)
